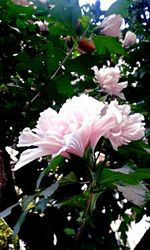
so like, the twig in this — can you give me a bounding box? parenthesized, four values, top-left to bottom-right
(23, 21, 91, 110)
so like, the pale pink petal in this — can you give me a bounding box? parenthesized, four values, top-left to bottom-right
(17, 127, 63, 153)
(104, 102, 145, 150)
(64, 123, 94, 157)
(59, 94, 105, 125)
(90, 115, 116, 149)
(36, 108, 57, 132)
(17, 127, 46, 147)
(13, 147, 50, 171)
(100, 14, 123, 38)
(92, 66, 127, 99)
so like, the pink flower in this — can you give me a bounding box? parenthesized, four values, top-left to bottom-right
(100, 14, 122, 38)
(92, 66, 128, 99)
(14, 96, 145, 170)
(103, 100, 145, 150)
(14, 95, 108, 170)
(122, 31, 136, 48)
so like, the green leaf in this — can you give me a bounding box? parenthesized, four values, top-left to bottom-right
(66, 54, 100, 75)
(0, 203, 18, 218)
(13, 211, 28, 236)
(128, 169, 150, 182)
(64, 228, 75, 236)
(97, 167, 150, 189)
(46, 49, 65, 76)
(35, 198, 49, 213)
(55, 76, 74, 97)
(21, 195, 34, 210)
(93, 35, 126, 55)
(59, 172, 78, 186)
(118, 141, 150, 157)
(49, 0, 81, 35)
(79, 15, 91, 30)
(41, 182, 59, 197)
(8, 4, 34, 19)
(62, 191, 89, 209)
(106, 0, 132, 18)
(36, 155, 64, 189)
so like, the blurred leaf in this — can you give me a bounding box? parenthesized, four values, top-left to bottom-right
(13, 211, 28, 236)
(118, 141, 150, 157)
(66, 54, 100, 75)
(106, 0, 132, 18)
(0, 203, 18, 219)
(21, 195, 34, 210)
(45, 44, 65, 76)
(35, 197, 49, 213)
(117, 183, 149, 207)
(36, 155, 64, 189)
(93, 35, 126, 55)
(41, 182, 59, 197)
(49, 0, 81, 35)
(62, 191, 89, 209)
(98, 167, 150, 189)
(55, 76, 74, 97)
(79, 15, 90, 30)
(64, 228, 75, 236)
(8, 4, 34, 19)
(59, 172, 78, 186)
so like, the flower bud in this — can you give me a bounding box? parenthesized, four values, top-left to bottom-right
(34, 21, 48, 32)
(122, 31, 136, 48)
(78, 38, 95, 54)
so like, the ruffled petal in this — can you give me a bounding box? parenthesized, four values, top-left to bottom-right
(13, 147, 50, 171)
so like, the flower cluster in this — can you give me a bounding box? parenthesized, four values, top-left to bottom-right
(92, 66, 128, 99)
(100, 14, 136, 48)
(14, 95, 145, 170)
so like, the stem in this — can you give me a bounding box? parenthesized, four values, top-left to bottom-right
(75, 192, 93, 243)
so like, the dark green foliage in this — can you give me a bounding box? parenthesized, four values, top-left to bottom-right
(0, 0, 150, 249)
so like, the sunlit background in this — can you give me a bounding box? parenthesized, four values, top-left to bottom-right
(79, 0, 116, 10)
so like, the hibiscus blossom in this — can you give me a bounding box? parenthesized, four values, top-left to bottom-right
(92, 66, 128, 99)
(14, 96, 145, 170)
(103, 100, 145, 150)
(14, 95, 111, 170)
(100, 14, 122, 38)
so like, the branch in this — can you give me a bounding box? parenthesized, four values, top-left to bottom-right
(23, 21, 91, 110)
